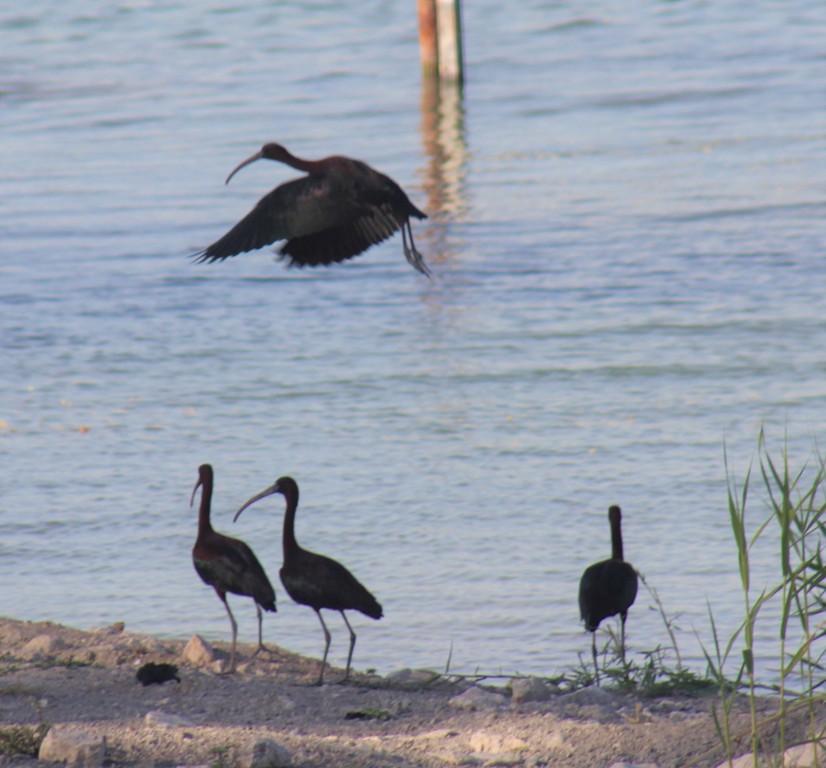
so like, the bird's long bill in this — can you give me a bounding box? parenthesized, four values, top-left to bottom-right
(225, 150, 264, 185)
(232, 485, 277, 522)
(189, 478, 202, 508)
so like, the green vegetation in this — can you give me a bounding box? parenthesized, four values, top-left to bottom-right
(208, 744, 237, 768)
(0, 699, 49, 757)
(703, 432, 826, 767)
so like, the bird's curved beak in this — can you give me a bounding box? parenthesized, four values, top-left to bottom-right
(233, 484, 278, 522)
(225, 150, 264, 185)
(189, 478, 202, 508)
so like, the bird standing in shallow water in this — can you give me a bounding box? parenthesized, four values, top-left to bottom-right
(191, 464, 277, 673)
(194, 143, 430, 276)
(233, 476, 383, 685)
(578, 505, 638, 684)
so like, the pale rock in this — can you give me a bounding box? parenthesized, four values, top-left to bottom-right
(483, 756, 523, 767)
(21, 634, 66, 660)
(39, 725, 106, 767)
(385, 668, 442, 686)
(91, 622, 125, 635)
(145, 711, 195, 728)
(449, 686, 506, 711)
(720, 742, 825, 768)
(244, 738, 292, 768)
(436, 752, 482, 765)
(419, 728, 459, 740)
(558, 686, 615, 706)
(608, 763, 660, 768)
(784, 742, 826, 767)
(510, 677, 555, 703)
(182, 634, 215, 667)
(469, 731, 527, 753)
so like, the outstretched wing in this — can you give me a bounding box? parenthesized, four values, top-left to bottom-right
(193, 176, 351, 264)
(279, 205, 402, 267)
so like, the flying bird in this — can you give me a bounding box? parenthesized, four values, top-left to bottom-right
(194, 143, 430, 276)
(578, 505, 638, 684)
(191, 463, 277, 673)
(234, 475, 383, 685)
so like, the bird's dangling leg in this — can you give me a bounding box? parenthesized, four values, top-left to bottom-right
(219, 593, 238, 674)
(340, 611, 357, 683)
(402, 221, 431, 277)
(314, 609, 332, 686)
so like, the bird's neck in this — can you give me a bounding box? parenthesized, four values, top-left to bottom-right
(282, 492, 300, 557)
(198, 482, 214, 535)
(277, 149, 326, 174)
(610, 520, 624, 561)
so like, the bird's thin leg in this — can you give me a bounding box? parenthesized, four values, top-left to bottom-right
(591, 632, 600, 687)
(402, 221, 431, 277)
(250, 604, 275, 658)
(219, 593, 238, 674)
(619, 613, 628, 665)
(314, 609, 332, 686)
(340, 611, 357, 682)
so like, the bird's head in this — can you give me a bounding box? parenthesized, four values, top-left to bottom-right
(190, 464, 213, 507)
(225, 143, 291, 184)
(233, 476, 297, 521)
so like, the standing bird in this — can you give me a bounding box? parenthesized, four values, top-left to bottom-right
(578, 505, 638, 684)
(194, 143, 430, 276)
(190, 464, 277, 673)
(233, 476, 383, 685)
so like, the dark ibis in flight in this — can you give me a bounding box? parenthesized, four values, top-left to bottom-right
(233, 476, 383, 685)
(191, 463, 277, 673)
(194, 143, 430, 276)
(578, 505, 638, 684)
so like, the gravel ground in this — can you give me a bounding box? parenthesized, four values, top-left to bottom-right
(0, 618, 806, 768)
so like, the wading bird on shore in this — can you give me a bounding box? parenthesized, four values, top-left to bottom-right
(194, 143, 430, 276)
(191, 464, 277, 673)
(234, 476, 383, 685)
(578, 505, 638, 684)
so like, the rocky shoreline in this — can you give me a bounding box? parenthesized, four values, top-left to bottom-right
(0, 617, 812, 768)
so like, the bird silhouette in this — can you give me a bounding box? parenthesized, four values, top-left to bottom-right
(191, 464, 277, 673)
(233, 476, 383, 684)
(194, 143, 430, 276)
(578, 505, 638, 684)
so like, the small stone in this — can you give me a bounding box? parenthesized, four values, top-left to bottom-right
(558, 686, 615, 706)
(608, 763, 660, 768)
(510, 677, 554, 704)
(720, 743, 825, 768)
(385, 668, 442, 686)
(784, 743, 825, 767)
(245, 738, 292, 768)
(483, 756, 523, 767)
(21, 634, 66, 660)
(91, 622, 125, 635)
(449, 686, 506, 711)
(39, 725, 106, 767)
(182, 634, 215, 667)
(145, 711, 195, 728)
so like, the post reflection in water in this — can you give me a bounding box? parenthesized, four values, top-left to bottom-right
(418, 75, 469, 268)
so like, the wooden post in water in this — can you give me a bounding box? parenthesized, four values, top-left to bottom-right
(418, 0, 463, 83)
(417, 0, 438, 78)
(436, 0, 463, 82)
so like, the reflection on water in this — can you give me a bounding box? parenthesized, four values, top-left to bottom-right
(419, 75, 468, 267)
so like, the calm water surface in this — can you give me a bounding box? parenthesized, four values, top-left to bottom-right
(1, 0, 825, 682)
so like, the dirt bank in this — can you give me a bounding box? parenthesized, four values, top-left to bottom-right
(0, 618, 797, 768)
